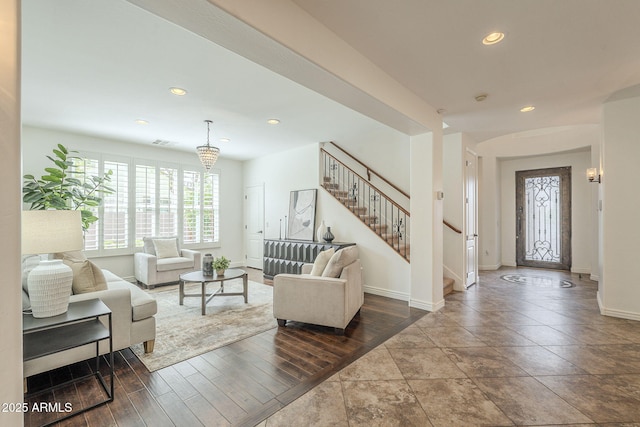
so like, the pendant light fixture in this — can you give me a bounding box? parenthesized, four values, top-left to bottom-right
(196, 120, 220, 171)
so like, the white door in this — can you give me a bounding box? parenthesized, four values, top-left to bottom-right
(244, 184, 264, 269)
(465, 150, 478, 288)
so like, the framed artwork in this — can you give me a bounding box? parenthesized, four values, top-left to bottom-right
(287, 189, 317, 241)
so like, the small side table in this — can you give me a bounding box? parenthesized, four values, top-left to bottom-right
(179, 269, 248, 315)
(23, 298, 114, 427)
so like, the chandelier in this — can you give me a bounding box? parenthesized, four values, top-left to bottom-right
(196, 120, 220, 171)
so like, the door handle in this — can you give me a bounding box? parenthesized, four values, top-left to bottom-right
(257, 230, 263, 234)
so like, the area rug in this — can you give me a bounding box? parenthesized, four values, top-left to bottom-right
(131, 280, 277, 371)
(501, 274, 574, 288)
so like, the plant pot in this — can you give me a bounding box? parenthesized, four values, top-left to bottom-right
(216, 269, 226, 276)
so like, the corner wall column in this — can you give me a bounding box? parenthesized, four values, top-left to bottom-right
(410, 131, 444, 311)
(0, 0, 25, 423)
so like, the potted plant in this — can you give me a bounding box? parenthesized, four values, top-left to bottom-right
(22, 144, 114, 231)
(213, 256, 230, 276)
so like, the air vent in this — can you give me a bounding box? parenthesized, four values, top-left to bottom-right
(152, 139, 173, 146)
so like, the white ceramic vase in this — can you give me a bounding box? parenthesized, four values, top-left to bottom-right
(316, 220, 327, 242)
(27, 259, 73, 318)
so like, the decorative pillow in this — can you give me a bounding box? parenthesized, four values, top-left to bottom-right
(52, 250, 88, 262)
(153, 238, 180, 259)
(62, 259, 108, 294)
(322, 246, 359, 278)
(310, 248, 335, 276)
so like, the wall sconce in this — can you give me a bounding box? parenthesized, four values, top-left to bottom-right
(586, 168, 601, 183)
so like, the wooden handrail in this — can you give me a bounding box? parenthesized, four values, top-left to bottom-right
(443, 219, 462, 234)
(324, 141, 410, 199)
(322, 149, 410, 217)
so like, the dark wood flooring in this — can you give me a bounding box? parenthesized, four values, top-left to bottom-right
(24, 268, 426, 427)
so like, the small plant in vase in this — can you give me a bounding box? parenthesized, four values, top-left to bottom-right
(213, 256, 230, 275)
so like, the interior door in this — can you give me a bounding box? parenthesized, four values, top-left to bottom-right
(244, 184, 264, 269)
(465, 150, 478, 288)
(516, 167, 571, 270)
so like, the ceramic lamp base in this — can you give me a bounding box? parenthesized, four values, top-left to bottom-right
(27, 259, 73, 318)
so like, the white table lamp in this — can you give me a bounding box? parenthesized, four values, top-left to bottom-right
(22, 210, 84, 318)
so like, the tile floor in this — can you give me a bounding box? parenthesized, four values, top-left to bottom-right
(257, 267, 640, 426)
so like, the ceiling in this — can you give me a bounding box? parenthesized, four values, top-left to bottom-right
(22, 0, 640, 160)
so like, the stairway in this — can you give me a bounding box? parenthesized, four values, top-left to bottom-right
(322, 176, 410, 261)
(443, 277, 454, 296)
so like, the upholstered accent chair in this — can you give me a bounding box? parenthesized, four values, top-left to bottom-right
(273, 245, 363, 334)
(134, 236, 201, 288)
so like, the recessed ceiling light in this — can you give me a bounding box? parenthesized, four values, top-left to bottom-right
(267, 119, 280, 125)
(482, 32, 505, 45)
(520, 105, 535, 112)
(169, 87, 187, 96)
(134, 119, 149, 125)
(219, 138, 230, 143)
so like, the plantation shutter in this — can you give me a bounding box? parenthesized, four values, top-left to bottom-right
(182, 169, 201, 244)
(102, 160, 129, 249)
(158, 167, 178, 237)
(135, 164, 155, 247)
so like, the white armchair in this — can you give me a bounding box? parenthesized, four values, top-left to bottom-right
(273, 246, 363, 335)
(134, 236, 201, 288)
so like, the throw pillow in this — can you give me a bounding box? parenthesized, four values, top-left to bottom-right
(322, 246, 359, 278)
(63, 259, 108, 294)
(153, 238, 180, 259)
(52, 250, 88, 262)
(310, 248, 335, 276)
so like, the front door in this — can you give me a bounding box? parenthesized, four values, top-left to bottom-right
(244, 184, 264, 269)
(516, 167, 571, 270)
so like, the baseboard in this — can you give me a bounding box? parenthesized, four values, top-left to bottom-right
(479, 263, 502, 271)
(597, 291, 640, 320)
(571, 267, 591, 275)
(590, 274, 600, 282)
(410, 297, 445, 312)
(123, 275, 136, 283)
(363, 285, 409, 302)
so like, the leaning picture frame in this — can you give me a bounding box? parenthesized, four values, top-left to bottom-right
(287, 189, 317, 241)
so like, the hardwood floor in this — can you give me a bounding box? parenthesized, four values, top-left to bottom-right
(24, 268, 426, 427)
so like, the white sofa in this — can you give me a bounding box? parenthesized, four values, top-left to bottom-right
(23, 268, 157, 380)
(273, 246, 363, 334)
(134, 236, 201, 288)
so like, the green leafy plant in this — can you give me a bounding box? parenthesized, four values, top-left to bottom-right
(212, 256, 230, 270)
(22, 144, 114, 231)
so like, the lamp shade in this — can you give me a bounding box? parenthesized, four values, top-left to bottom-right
(22, 210, 84, 255)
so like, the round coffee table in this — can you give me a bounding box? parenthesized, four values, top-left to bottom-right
(179, 269, 248, 315)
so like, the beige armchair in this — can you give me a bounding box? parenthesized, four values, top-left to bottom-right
(134, 236, 201, 288)
(273, 246, 363, 335)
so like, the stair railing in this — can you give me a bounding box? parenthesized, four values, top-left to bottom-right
(320, 148, 410, 261)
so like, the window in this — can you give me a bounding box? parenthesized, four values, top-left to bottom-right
(74, 152, 219, 255)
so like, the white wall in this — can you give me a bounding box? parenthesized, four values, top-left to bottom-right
(22, 126, 245, 279)
(478, 156, 502, 270)
(0, 0, 24, 422)
(499, 150, 593, 273)
(243, 142, 412, 300)
(600, 85, 640, 320)
(443, 134, 464, 287)
(477, 125, 600, 275)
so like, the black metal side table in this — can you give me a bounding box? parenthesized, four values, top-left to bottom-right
(23, 298, 114, 427)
